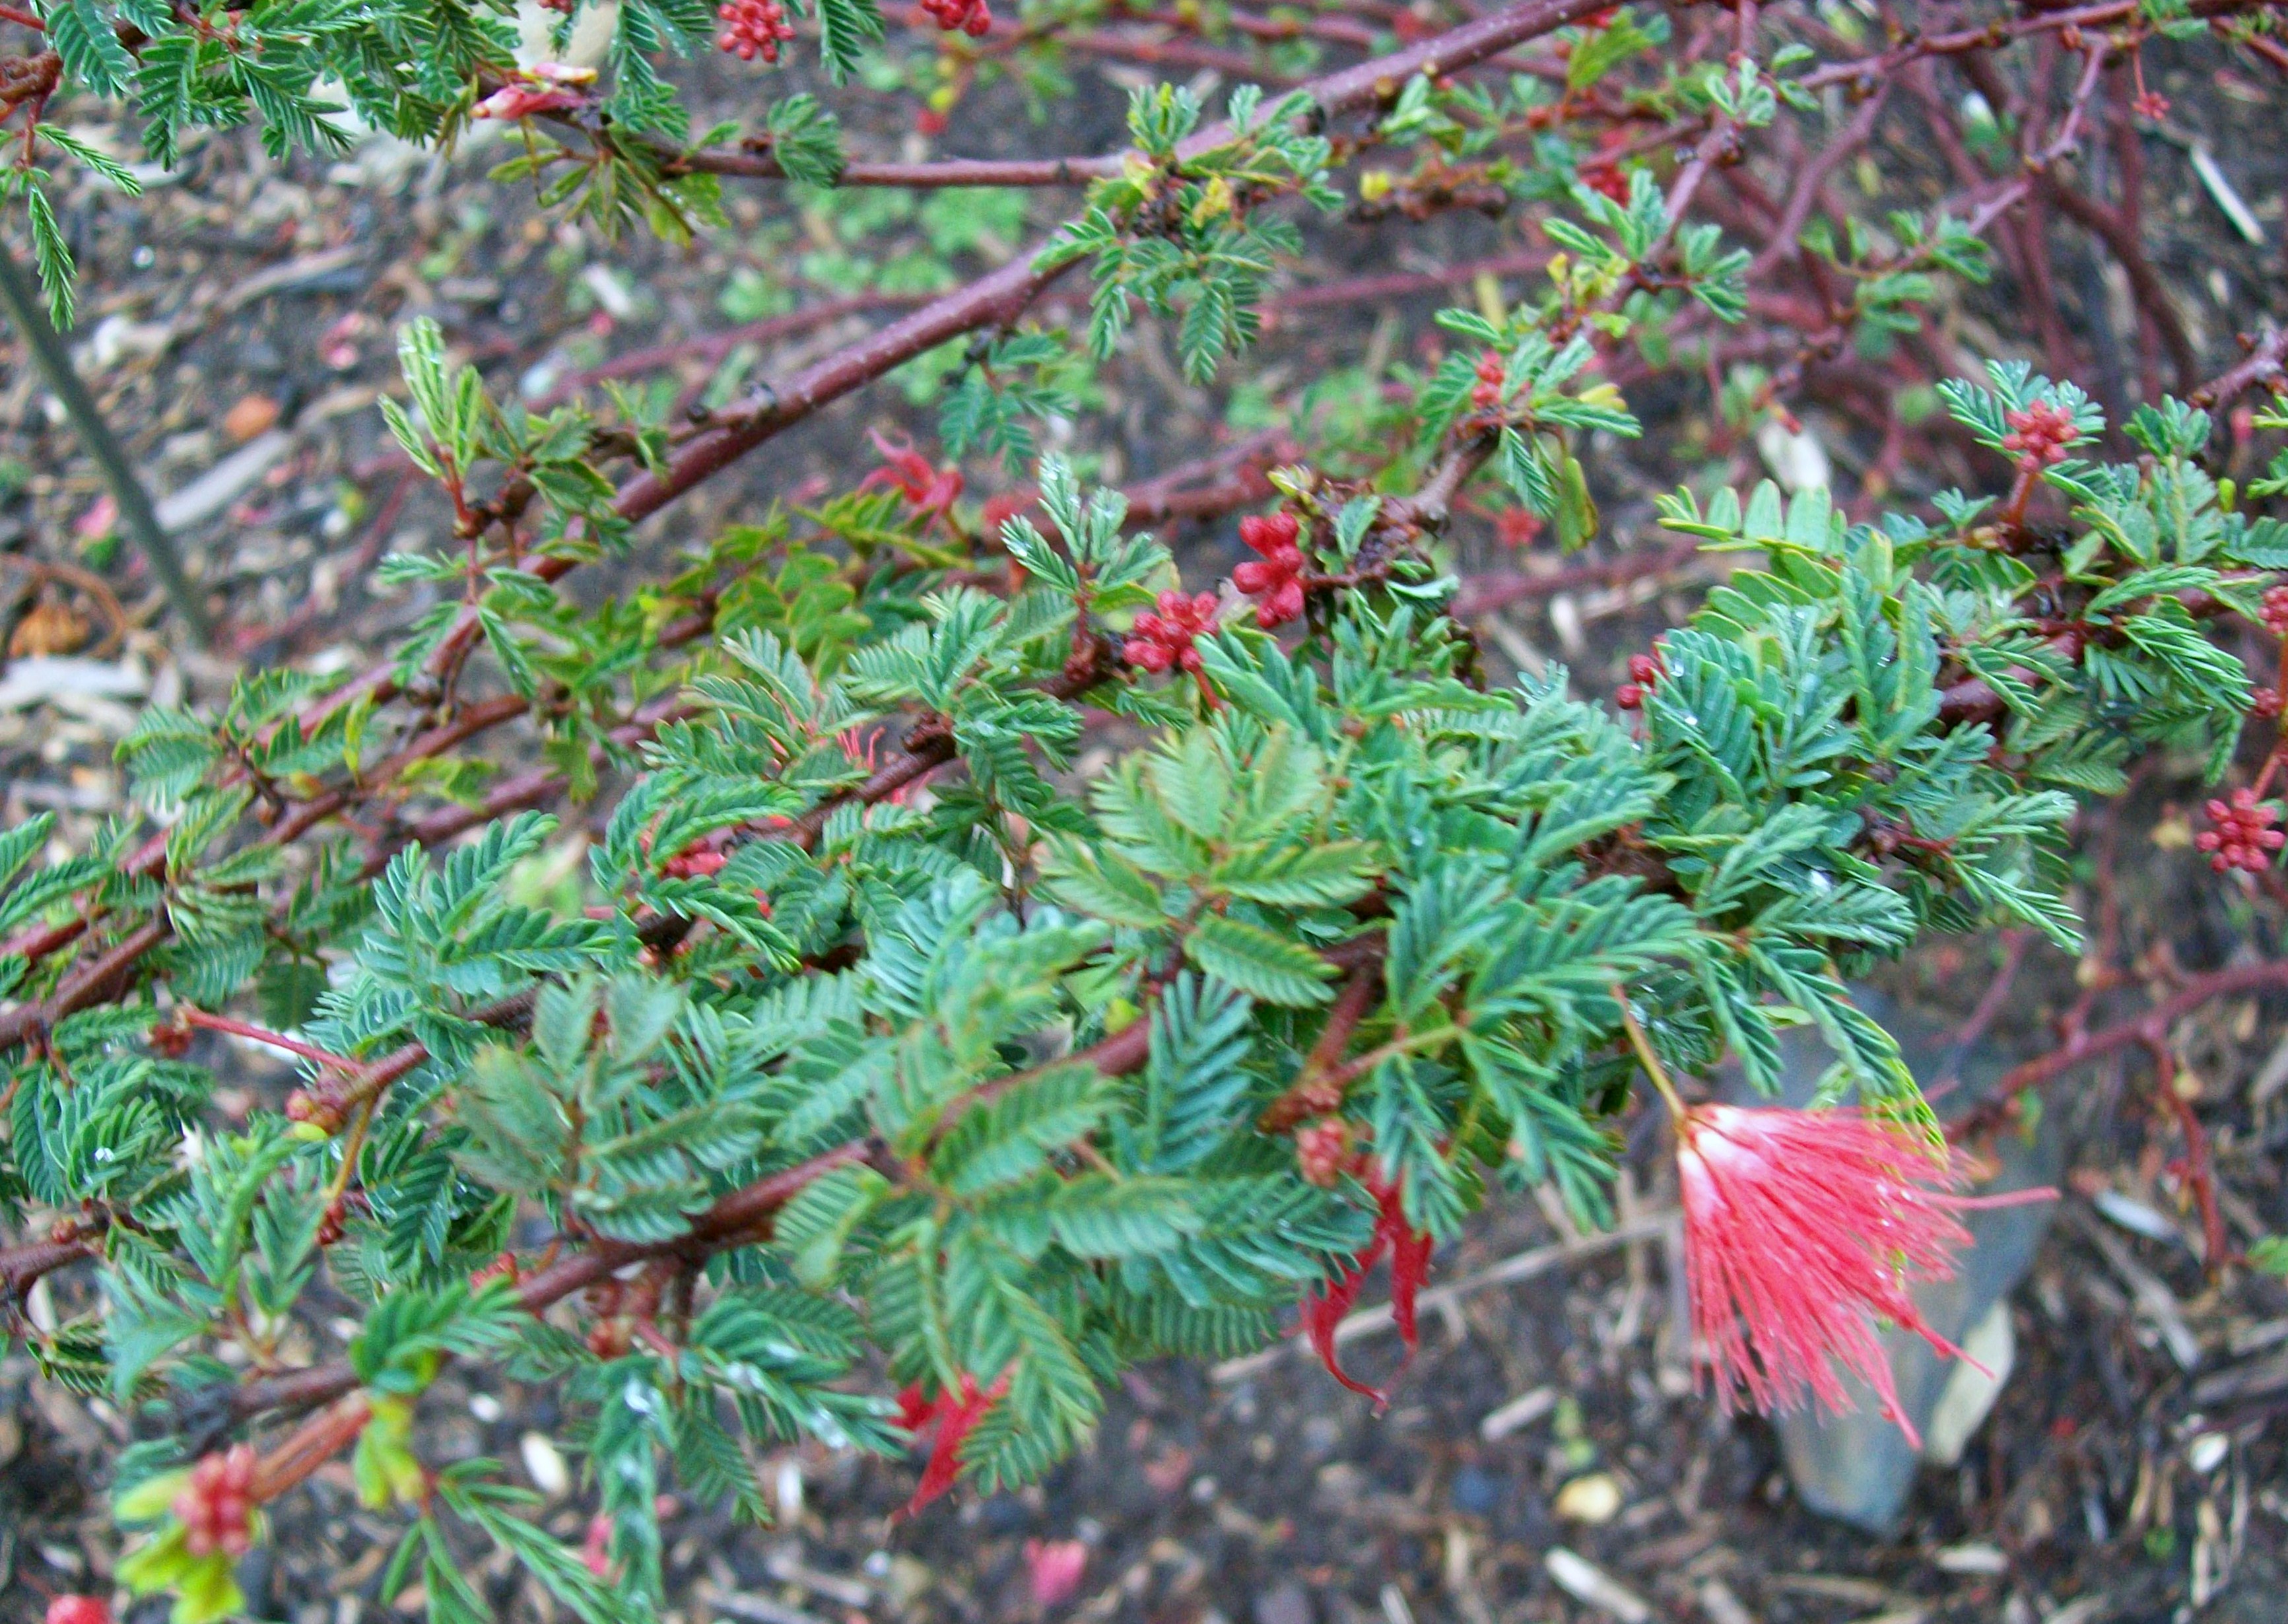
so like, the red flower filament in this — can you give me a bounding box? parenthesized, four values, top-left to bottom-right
(1124, 591, 1219, 675)
(1300, 1175, 1432, 1408)
(895, 1371, 1007, 1514)
(2196, 787, 2285, 874)
(1677, 1104, 2048, 1448)
(859, 428, 964, 522)
(1233, 512, 1308, 628)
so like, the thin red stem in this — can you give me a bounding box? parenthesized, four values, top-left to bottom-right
(179, 1009, 362, 1073)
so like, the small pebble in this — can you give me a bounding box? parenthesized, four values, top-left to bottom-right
(1253, 1580, 1314, 1624)
(1449, 1465, 1504, 1514)
(1553, 1472, 1623, 1524)
(1544, 1548, 1649, 1623)
(520, 1431, 570, 1498)
(224, 393, 281, 442)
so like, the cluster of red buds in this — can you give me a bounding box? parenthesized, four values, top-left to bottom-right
(1577, 160, 1631, 203)
(2196, 787, 2285, 874)
(716, 0, 795, 61)
(315, 1194, 351, 1248)
(2252, 686, 2282, 721)
(660, 842, 728, 879)
(582, 1273, 661, 1357)
(284, 1084, 347, 1134)
(919, 0, 992, 35)
(174, 1444, 258, 1557)
(1615, 650, 1663, 710)
(1469, 349, 1506, 411)
(1233, 512, 1308, 628)
(2133, 89, 2170, 121)
(46, 1600, 111, 1624)
(2261, 584, 2288, 638)
(1487, 508, 1539, 549)
(147, 1012, 193, 1058)
(1294, 1116, 1364, 1187)
(1124, 591, 1219, 675)
(1998, 400, 2080, 472)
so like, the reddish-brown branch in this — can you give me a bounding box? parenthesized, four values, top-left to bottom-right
(1955, 959, 2288, 1145)
(1451, 542, 1701, 619)
(178, 1010, 360, 1073)
(1265, 252, 1551, 317)
(2141, 1035, 2231, 1274)
(1261, 961, 1384, 1131)
(1797, 0, 2260, 92)
(0, 920, 173, 1051)
(2190, 325, 2288, 409)
(1749, 83, 1890, 276)
(2040, 175, 2202, 395)
(679, 151, 1123, 187)
(0, 1231, 93, 1301)
(535, 291, 933, 405)
(248, 1394, 374, 1505)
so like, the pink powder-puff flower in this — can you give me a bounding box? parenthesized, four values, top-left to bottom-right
(1676, 1104, 2049, 1448)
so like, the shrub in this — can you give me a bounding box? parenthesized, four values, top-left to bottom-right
(0, 1, 2284, 1619)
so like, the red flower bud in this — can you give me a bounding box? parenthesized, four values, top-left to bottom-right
(1124, 592, 1219, 675)
(1234, 511, 1309, 628)
(173, 1443, 259, 1558)
(1998, 401, 2080, 473)
(2262, 584, 2288, 639)
(716, 0, 795, 61)
(2196, 787, 2285, 874)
